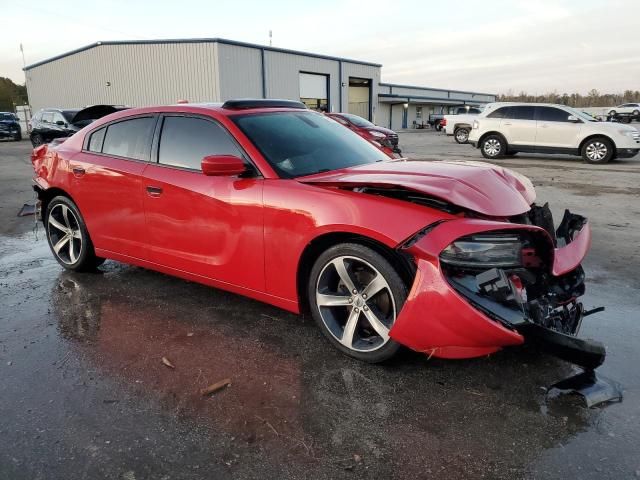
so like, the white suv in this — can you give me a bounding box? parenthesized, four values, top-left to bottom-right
(609, 103, 640, 117)
(468, 102, 640, 164)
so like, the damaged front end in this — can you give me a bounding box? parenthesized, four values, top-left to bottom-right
(392, 203, 621, 406)
(442, 205, 605, 369)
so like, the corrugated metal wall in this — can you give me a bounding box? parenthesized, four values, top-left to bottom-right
(26, 42, 219, 111)
(216, 43, 263, 99)
(264, 51, 340, 109)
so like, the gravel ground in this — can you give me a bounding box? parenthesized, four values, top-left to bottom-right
(1, 134, 639, 479)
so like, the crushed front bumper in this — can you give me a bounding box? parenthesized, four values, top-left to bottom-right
(390, 210, 605, 368)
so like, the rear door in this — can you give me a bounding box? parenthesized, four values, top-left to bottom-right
(534, 106, 582, 149)
(69, 115, 156, 259)
(500, 106, 537, 146)
(141, 114, 264, 291)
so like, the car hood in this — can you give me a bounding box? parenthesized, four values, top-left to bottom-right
(298, 160, 536, 217)
(367, 125, 396, 135)
(70, 105, 128, 124)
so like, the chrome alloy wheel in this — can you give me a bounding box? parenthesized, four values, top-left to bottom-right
(456, 129, 469, 143)
(315, 255, 396, 352)
(585, 141, 608, 162)
(47, 204, 83, 265)
(483, 138, 501, 157)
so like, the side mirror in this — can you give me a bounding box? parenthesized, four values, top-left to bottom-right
(201, 155, 247, 176)
(56, 120, 65, 126)
(567, 115, 580, 123)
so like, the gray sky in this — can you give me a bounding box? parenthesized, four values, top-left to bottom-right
(2, 0, 638, 94)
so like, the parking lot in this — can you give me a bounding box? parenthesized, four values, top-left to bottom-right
(1, 132, 639, 479)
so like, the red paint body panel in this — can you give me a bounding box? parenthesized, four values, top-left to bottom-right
(31, 103, 593, 361)
(552, 222, 591, 275)
(298, 160, 536, 217)
(141, 164, 265, 291)
(262, 180, 452, 301)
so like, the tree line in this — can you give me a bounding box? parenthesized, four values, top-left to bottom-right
(497, 89, 640, 108)
(0, 77, 28, 111)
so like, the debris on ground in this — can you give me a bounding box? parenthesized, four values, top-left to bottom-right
(17, 203, 36, 217)
(200, 378, 231, 396)
(161, 357, 175, 369)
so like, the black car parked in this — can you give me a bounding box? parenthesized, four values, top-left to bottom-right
(0, 112, 22, 141)
(29, 105, 128, 147)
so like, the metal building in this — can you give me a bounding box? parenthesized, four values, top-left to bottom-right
(24, 38, 496, 130)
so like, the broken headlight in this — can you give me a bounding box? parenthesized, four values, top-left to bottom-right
(440, 234, 522, 268)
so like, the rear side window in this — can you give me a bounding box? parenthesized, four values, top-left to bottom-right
(88, 127, 106, 152)
(102, 117, 155, 161)
(535, 107, 572, 122)
(487, 107, 509, 119)
(508, 106, 535, 120)
(158, 116, 244, 170)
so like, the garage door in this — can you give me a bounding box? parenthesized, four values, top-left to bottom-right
(299, 73, 328, 111)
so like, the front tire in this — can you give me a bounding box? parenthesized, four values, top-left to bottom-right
(454, 127, 470, 144)
(480, 134, 507, 159)
(581, 137, 614, 164)
(633, 110, 639, 117)
(13, 132, 22, 141)
(45, 196, 104, 271)
(308, 243, 407, 363)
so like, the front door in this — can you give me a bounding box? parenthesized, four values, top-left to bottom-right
(142, 114, 265, 291)
(69, 115, 156, 259)
(534, 106, 582, 149)
(500, 105, 537, 146)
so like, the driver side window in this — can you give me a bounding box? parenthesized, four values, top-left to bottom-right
(157, 116, 245, 171)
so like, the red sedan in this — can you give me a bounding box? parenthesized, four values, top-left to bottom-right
(31, 99, 604, 366)
(325, 112, 401, 158)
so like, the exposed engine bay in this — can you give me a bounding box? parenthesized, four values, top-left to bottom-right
(438, 203, 622, 405)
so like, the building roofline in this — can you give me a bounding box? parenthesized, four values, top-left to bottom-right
(24, 37, 383, 71)
(379, 82, 495, 98)
(378, 93, 492, 104)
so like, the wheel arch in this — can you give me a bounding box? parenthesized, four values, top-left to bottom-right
(36, 186, 76, 219)
(578, 134, 616, 153)
(477, 131, 507, 149)
(296, 232, 416, 314)
(454, 123, 471, 131)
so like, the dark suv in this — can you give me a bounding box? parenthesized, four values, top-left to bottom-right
(29, 105, 128, 147)
(0, 112, 22, 141)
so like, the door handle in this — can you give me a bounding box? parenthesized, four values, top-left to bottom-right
(72, 166, 85, 177)
(146, 186, 163, 196)
(503, 122, 512, 126)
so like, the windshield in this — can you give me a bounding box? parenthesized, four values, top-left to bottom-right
(0, 113, 16, 121)
(340, 113, 375, 128)
(564, 106, 597, 122)
(232, 111, 387, 178)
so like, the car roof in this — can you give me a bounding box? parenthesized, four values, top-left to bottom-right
(485, 102, 574, 108)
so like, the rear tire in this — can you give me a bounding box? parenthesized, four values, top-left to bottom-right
(45, 196, 104, 271)
(632, 109, 639, 117)
(308, 243, 407, 363)
(454, 127, 470, 144)
(581, 137, 614, 164)
(480, 134, 507, 159)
